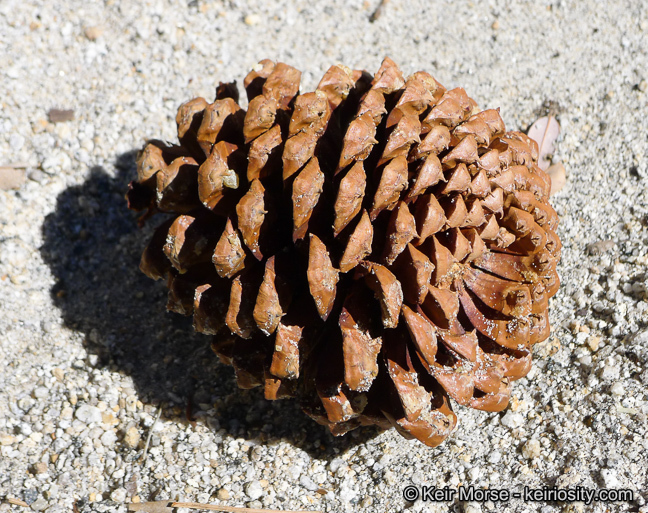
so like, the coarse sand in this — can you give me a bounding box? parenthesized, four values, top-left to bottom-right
(1, 1, 647, 512)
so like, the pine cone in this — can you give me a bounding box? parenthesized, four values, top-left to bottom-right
(127, 58, 561, 447)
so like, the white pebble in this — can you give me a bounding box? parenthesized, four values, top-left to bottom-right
(9, 134, 25, 150)
(41, 151, 71, 175)
(488, 451, 501, 464)
(299, 475, 317, 491)
(522, 439, 541, 459)
(600, 469, 620, 488)
(610, 382, 625, 396)
(575, 332, 588, 345)
(100, 430, 118, 447)
(501, 411, 524, 428)
(110, 488, 127, 502)
(75, 405, 102, 424)
(600, 364, 620, 380)
(123, 426, 140, 448)
(328, 458, 344, 473)
(245, 480, 264, 500)
(18, 423, 33, 436)
(244, 14, 261, 25)
(33, 387, 49, 399)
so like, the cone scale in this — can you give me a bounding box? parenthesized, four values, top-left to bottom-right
(128, 58, 561, 447)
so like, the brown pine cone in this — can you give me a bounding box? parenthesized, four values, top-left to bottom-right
(127, 58, 561, 447)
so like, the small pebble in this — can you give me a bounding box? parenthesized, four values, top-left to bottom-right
(244, 14, 260, 25)
(23, 489, 39, 505)
(84, 26, 104, 40)
(501, 411, 524, 429)
(488, 451, 502, 464)
(27, 168, 47, 183)
(123, 426, 140, 448)
(0, 434, 18, 446)
(587, 336, 600, 351)
(468, 467, 481, 482)
(245, 481, 263, 500)
(101, 430, 118, 447)
(30, 497, 49, 511)
(587, 240, 616, 255)
(522, 439, 541, 459)
(31, 462, 48, 474)
(600, 469, 620, 488)
(600, 364, 620, 381)
(110, 488, 127, 502)
(41, 151, 71, 174)
(0, 167, 26, 190)
(75, 405, 102, 424)
(610, 382, 624, 396)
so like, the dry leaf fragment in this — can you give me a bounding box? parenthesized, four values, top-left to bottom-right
(0, 167, 26, 190)
(546, 162, 566, 195)
(48, 108, 75, 123)
(526, 116, 560, 170)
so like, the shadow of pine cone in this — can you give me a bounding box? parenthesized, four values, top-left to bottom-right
(40, 152, 379, 458)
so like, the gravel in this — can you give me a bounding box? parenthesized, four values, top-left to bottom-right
(1, 1, 647, 512)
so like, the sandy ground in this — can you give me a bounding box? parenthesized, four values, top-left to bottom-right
(1, 1, 648, 512)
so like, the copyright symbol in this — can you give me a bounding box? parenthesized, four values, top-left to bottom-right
(403, 485, 419, 501)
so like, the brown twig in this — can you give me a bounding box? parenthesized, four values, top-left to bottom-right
(173, 502, 322, 513)
(139, 405, 163, 464)
(127, 501, 322, 513)
(370, 0, 390, 22)
(0, 162, 29, 168)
